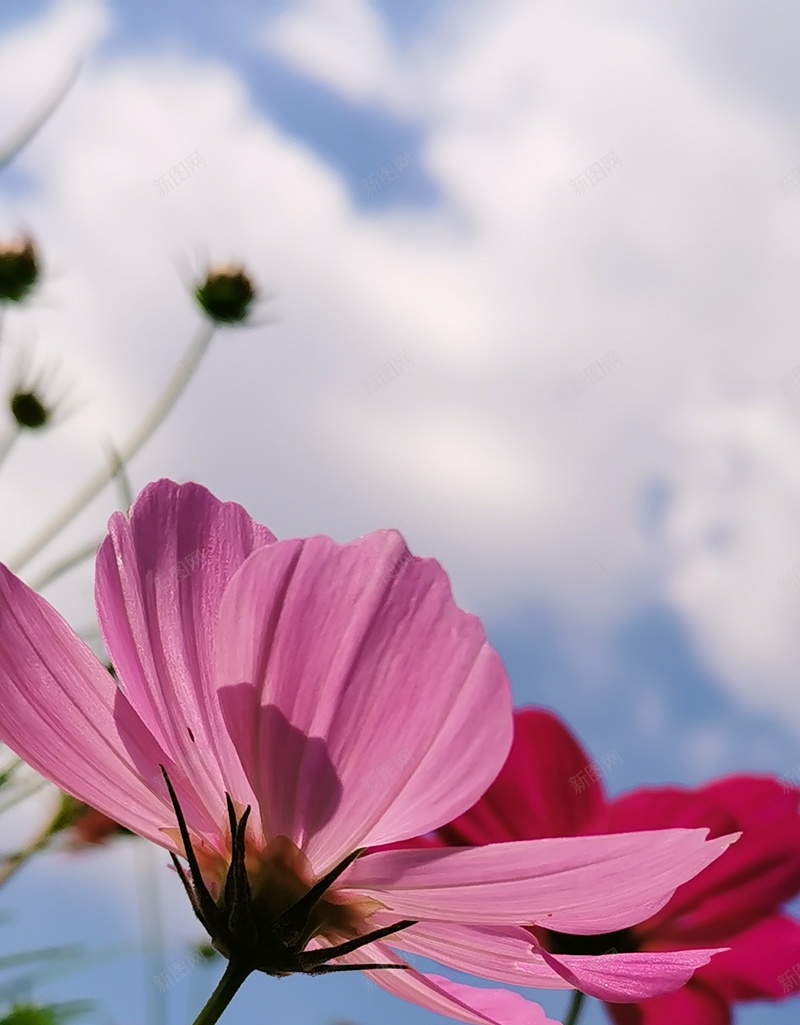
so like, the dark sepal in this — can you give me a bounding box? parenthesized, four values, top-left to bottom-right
(277, 846, 364, 947)
(295, 918, 417, 972)
(160, 766, 223, 934)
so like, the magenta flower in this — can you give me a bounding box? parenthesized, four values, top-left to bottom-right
(0, 481, 739, 1025)
(432, 707, 800, 1024)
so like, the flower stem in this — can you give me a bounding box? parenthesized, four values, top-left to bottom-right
(0, 818, 54, 888)
(191, 961, 251, 1025)
(29, 534, 101, 591)
(7, 322, 215, 572)
(0, 59, 82, 174)
(0, 427, 19, 472)
(564, 990, 585, 1025)
(30, 447, 135, 590)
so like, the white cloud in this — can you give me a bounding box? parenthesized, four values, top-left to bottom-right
(664, 398, 800, 729)
(260, 0, 413, 115)
(3, 0, 800, 733)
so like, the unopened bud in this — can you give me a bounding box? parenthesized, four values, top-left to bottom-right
(194, 263, 256, 324)
(10, 389, 52, 430)
(0, 236, 38, 303)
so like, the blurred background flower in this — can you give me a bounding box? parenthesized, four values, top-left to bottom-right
(432, 707, 800, 1024)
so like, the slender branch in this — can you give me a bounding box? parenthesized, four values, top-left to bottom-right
(0, 428, 19, 471)
(0, 756, 22, 788)
(0, 60, 82, 174)
(7, 322, 216, 572)
(0, 777, 47, 816)
(106, 439, 134, 510)
(564, 990, 586, 1025)
(191, 961, 251, 1025)
(0, 815, 54, 888)
(31, 445, 135, 591)
(29, 534, 101, 591)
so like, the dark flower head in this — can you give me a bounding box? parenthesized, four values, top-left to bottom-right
(0, 236, 38, 303)
(194, 264, 256, 324)
(10, 390, 51, 429)
(8, 358, 71, 431)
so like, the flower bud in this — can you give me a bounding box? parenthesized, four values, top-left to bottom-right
(194, 263, 256, 324)
(0, 236, 38, 303)
(10, 389, 51, 429)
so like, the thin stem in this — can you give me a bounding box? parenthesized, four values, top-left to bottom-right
(0, 816, 54, 888)
(191, 961, 251, 1025)
(7, 322, 216, 572)
(0, 756, 22, 788)
(0, 60, 82, 174)
(107, 440, 134, 510)
(0, 428, 20, 471)
(564, 989, 586, 1025)
(29, 534, 101, 591)
(31, 445, 138, 590)
(0, 777, 47, 816)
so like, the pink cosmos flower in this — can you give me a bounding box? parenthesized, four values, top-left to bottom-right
(0, 481, 740, 1025)
(431, 707, 800, 1024)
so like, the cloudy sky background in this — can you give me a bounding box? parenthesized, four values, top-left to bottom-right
(0, 1, 799, 1023)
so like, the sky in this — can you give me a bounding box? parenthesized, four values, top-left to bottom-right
(0, 1, 799, 1023)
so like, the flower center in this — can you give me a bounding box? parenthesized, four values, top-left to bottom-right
(161, 768, 416, 978)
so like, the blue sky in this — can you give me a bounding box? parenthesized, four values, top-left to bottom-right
(1, 1, 799, 1024)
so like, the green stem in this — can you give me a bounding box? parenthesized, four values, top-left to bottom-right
(564, 990, 586, 1025)
(191, 961, 251, 1025)
(7, 322, 215, 572)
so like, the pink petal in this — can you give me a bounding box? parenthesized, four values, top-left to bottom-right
(214, 533, 511, 870)
(372, 917, 572, 990)
(690, 913, 800, 1002)
(337, 941, 559, 1025)
(96, 479, 275, 834)
(589, 779, 800, 943)
(439, 707, 605, 846)
(530, 939, 725, 1002)
(605, 978, 730, 1025)
(381, 919, 725, 1002)
(342, 831, 738, 932)
(0, 564, 174, 846)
